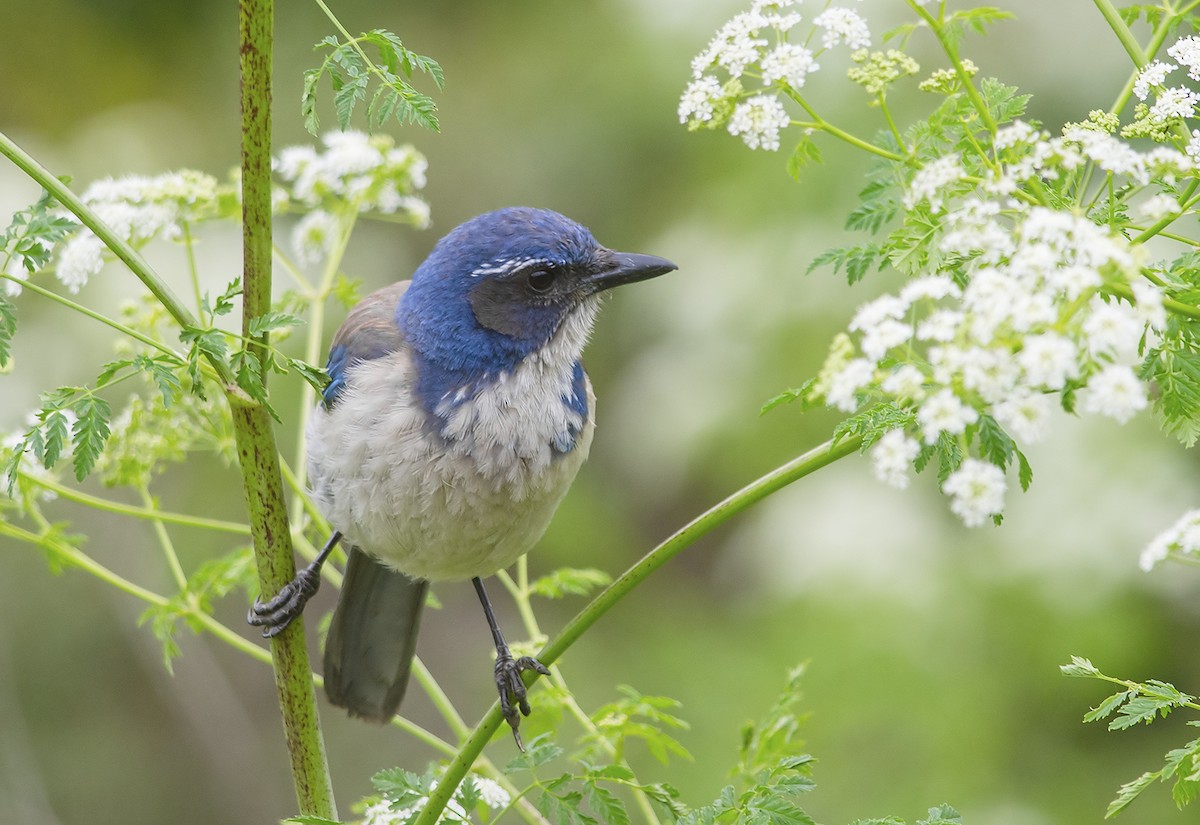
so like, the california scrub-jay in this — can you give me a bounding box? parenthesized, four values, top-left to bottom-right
(249, 206, 676, 746)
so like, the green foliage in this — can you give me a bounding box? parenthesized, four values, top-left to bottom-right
(1063, 657, 1200, 815)
(0, 185, 77, 275)
(939, 8, 1015, 49)
(529, 567, 612, 599)
(1143, 315, 1200, 446)
(806, 243, 883, 285)
(0, 292, 15, 368)
(140, 547, 255, 672)
(786, 137, 822, 182)
(305, 29, 443, 135)
(581, 685, 692, 765)
(833, 402, 915, 450)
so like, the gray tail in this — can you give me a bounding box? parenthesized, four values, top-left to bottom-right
(324, 546, 428, 722)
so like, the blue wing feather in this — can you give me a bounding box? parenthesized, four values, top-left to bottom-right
(322, 281, 410, 409)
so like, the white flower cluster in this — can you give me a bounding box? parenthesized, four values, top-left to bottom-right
(1133, 35, 1200, 121)
(814, 122, 1183, 527)
(274, 130, 430, 265)
(361, 777, 510, 825)
(1140, 508, 1200, 571)
(680, 0, 872, 151)
(40, 171, 219, 295)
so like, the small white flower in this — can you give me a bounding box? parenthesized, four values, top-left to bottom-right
(727, 94, 790, 151)
(942, 459, 1007, 527)
(1140, 508, 1200, 571)
(1150, 86, 1200, 122)
(881, 364, 926, 400)
(900, 275, 961, 303)
(904, 155, 963, 210)
(813, 7, 871, 50)
(917, 388, 979, 444)
(1138, 193, 1179, 221)
(993, 392, 1054, 444)
(474, 778, 511, 810)
(1131, 280, 1167, 329)
(871, 429, 920, 489)
(849, 294, 910, 332)
(1017, 333, 1078, 390)
(861, 318, 912, 360)
(55, 233, 105, 293)
(916, 309, 963, 342)
(761, 43, 819, 89)
(679, 76, 727, 124)
(1082, 365, 1148, 423)
(1082, 299, 1142, 359)
(290, 210, 341, 266)
(713, 13, 769, 78)
(959, 346, 1019, 404)
(1187, 129, 1200, 159)
(1133, 59, 1177, 101)
(994, 120, 1037, 151)
(1167, 36, 1200, 80)
(825, 357, 874, 412)
(1084, 364, 1147, 422)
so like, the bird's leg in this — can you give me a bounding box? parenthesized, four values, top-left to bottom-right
(247, 531, 342, 638)
(472, 576, 550, 751)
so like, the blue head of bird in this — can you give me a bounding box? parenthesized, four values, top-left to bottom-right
(398, 207, 677, 395)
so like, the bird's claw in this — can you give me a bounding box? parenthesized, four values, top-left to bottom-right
(494, 652, 550, 751)
(247, 562, 322, 638)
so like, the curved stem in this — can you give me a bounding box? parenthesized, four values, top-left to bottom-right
(785, 88, 904, 162)
(413, 436, 862, 825)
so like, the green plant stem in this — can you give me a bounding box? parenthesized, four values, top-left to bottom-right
(0, 132, 235, 388)
(181, 221, 205, 322)
(0, 273, 181, 361)
(138, 484, 188, 591)
(289, 209, 357, 520)
(236, 0, 335, 818)
(878, 95, 907, 156)
(785, 88, 904, 161)
(1093, 0, 1147, 67)
(273, 243, 316, 293)
(412, 656, 473, 740)
(911, 2, 997, 133)
(413, 435, 862, 825)
(20, 474, 251, 533)
(499, 562, 664, 825)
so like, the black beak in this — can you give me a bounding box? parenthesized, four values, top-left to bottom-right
(585, 251, 678, 293)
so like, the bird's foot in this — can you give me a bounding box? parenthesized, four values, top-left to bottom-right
(247, 561, 323, 638)
(494, 651, 550, 751)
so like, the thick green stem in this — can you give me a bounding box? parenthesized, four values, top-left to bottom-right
(1092, 0, 1147, 67)
(236, 0, 336, 818)
(413, 436, 862, 825)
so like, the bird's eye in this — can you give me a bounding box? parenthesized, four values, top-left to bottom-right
(526, 268, 556, 294)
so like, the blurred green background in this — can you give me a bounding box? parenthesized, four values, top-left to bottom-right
(2, 2, 1200, 824)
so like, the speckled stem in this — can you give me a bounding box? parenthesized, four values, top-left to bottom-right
(236, 0, 336, 818)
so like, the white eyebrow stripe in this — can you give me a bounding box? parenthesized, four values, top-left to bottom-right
(469, 256, 553, 278)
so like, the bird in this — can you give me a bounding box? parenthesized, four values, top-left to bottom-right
(248, 206, 677, 747)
